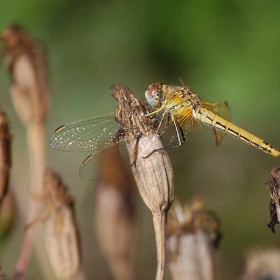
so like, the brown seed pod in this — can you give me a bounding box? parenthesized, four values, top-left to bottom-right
(27, 169, 80, 280)
(1, 23, 49, 125)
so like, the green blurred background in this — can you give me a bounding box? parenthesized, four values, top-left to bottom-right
(1, 0, 280, 279)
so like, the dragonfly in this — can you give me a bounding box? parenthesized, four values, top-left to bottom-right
(145, 83, 280, 157)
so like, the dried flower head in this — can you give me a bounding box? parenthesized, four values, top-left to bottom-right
(27, 169, 80, 280)
(266, 167, 280, 233)
(242, 249, 280, 280)
(167, 199, 221, 280)
(167, 198, 221, 248)
(1, 24, 49, 124)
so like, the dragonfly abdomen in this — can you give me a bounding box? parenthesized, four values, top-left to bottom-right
(193, 107, 280, 157)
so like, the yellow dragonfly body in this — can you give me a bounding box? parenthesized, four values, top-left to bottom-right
(145, 83, 280, 157)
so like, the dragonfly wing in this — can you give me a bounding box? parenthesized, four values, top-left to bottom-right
(202, 100, 231, 147)
(51, 113, 121, 152)
(79, 153, 97, 180)
(79, 144, 129, 180)
(158, 120, 205, 165)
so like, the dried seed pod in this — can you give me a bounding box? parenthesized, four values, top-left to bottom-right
(167, 199, 221, 280)
(112, 84, 174, 280)
(0, 111, 12, 202)
(95, 146, 136, 280)
(1, 23, 49, 125)
(266, 167, 280, 233)
(27, 169, 80, 280)
(242, 249, 280, 280)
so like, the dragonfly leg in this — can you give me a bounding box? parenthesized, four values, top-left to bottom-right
(145, 106, 165, 117)
(155, 109, 168, 132)
(142, 118, 186, 159)
(168, 118, 185, 148)
(131, 131, 142, 167)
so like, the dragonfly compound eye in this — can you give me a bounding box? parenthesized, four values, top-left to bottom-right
(145, 84, 160, 106)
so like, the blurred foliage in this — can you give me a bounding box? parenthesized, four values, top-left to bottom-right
(1, 1, 280, 279)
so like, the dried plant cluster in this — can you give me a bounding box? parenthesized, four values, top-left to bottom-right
(0, 24, 81, 280)
(0, 23, 280, 280)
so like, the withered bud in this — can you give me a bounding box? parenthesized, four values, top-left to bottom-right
(167, 199, 221, 280)
(1, 24, 49, 125)
(112, 83, 174, 213)
(266, 167, 280, 233)
(28, 168, 80, 280)
(0, 111, 12, 202)
(95, 146, 136, 280)
(242, 249, 280, 280)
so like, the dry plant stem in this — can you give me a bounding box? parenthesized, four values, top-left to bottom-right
(15, 228, 34, 277)
(27, 122, 45, 192)
(15, 122, 45, 275)
(153, 212, 167, 280)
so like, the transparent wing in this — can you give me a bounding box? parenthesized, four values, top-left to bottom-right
(202, 100, 230, 147)
(79, 153, 99, 180)
(79, 145, 130, 180)
(50, 113, 122, 152)
(158, 120, 206, 166)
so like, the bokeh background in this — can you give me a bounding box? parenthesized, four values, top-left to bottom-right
(1, 0, 280, 279)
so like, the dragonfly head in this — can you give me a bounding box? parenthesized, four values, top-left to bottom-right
(145, 83, 164, 107)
